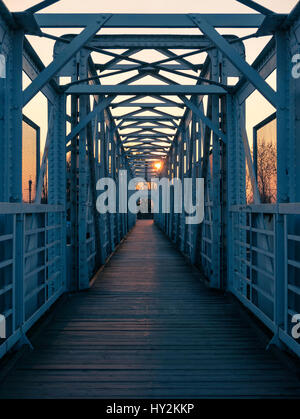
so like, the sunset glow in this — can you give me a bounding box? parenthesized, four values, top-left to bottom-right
(154, 162, 162, 171)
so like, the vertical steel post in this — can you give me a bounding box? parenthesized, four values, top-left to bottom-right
(211, 51, 221, 288)
(275, 29, 291, 333)
(226, 94, 237, 292)
(14, 213, 25, 330)
(78, 54, 89, 289)
(10, 29, 24, 203)
(48, 94, 67, 293)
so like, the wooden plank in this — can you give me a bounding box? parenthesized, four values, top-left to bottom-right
(0, 220, 300, 399)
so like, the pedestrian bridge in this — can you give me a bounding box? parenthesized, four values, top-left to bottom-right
(1, 0, 300, 399)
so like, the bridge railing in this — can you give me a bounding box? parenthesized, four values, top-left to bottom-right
(229, 203, 300, 356)
(0, 203, 66, 358)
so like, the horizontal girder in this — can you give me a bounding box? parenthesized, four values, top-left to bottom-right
(54, 34, 240, 49)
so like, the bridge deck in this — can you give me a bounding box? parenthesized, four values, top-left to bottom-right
(1, 220, 300, 398)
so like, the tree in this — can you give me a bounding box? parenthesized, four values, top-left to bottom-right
(257, 140, 277, 203)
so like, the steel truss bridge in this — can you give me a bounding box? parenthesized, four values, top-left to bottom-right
(0, 0, 300, 398)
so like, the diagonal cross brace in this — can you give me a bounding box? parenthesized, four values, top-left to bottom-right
(25, 0, 62, 14)
(239, 109, 260, 203)
(235, 0, 274, 16)
(189, 14, 277, 108)
(23, 15, 111, 106)
(179, 95, 227, 143)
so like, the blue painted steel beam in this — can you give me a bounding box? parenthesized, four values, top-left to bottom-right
(35, 13, 266, 28)
(157, 48, 199, 72)
(123, 139, 172, 145)
(10, 29, 24, 202)
(120, 117, 178, 121)
(122, 129, 174, 136)
(112, 96, 184, 109)
(127, 147, 169, 151)
(128, 153, 168, 158)
(149, 95, 185, 108)
(129, 156, 166, 161)
(144, 108, 183, 119)
(123, 134, 171, 139)
(100, 48, 141, 71)
(115, 108, 150, 119)
(119, 118, 179, 127)
(102, 64, 202, 71)
(112, 103, 183, 108)
(256, 14, 287, 36)
(120, 124, 176, 130)
(85, 34, 214, 49)
(111, 95, 144, 108)
(12, 12, 42, 34)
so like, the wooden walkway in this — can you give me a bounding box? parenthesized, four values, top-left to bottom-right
(1, 220, 300, 398)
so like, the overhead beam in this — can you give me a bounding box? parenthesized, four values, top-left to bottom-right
(149, 95, 184, 108)
(120, 124, 175, 130)
(128, 146, 169, 151)
(116, 108, 150, 119)
(146, 108, 184, 119)
(119, 117, 179, 126)
(23, 15, 111, 106)
(128, 153, 168, 158)
(122, 128, 174, 136)
(98, 64, 202, 71)
(129, 157, 166, 161)
(111, 103, 183, 108)
(124, 134, 171, 139)
(110, 95, 145, 108)
(86, 34, 214, 49)
(189, 14, 277, 107)
(157, 48, 199, 72)
(66, 85, 227, 96)
(122, 139, 172, 145)
(100, 48, 141, 72)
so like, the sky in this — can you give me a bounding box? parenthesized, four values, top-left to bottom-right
(3, 0, 298, 173)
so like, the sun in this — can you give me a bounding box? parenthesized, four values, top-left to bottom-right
(154, 162, 162, 171)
